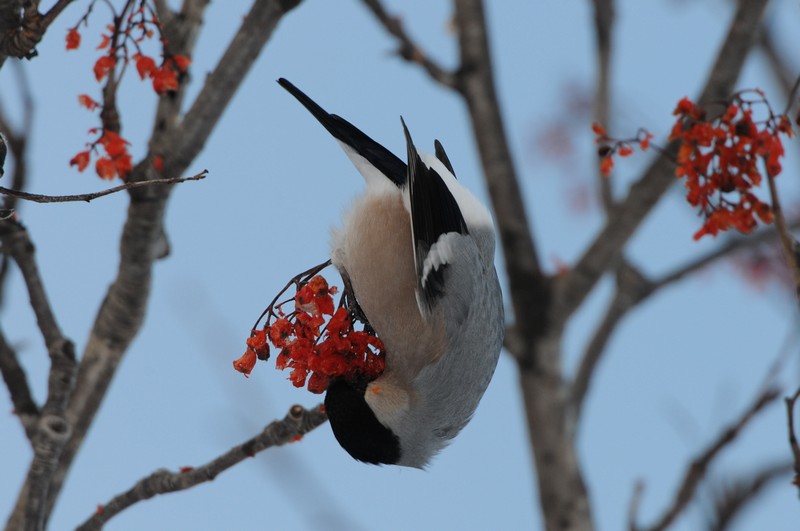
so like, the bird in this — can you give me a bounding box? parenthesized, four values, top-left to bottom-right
(277, 78, 504, 468)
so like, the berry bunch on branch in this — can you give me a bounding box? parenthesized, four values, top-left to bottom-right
(65, 0, 191, 180)
(233, 262, 386, 394)
(593, 89, 794, 240)
(669, 91, 792, 240)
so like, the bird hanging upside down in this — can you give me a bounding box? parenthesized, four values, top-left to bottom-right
(277, 78, 504, 468)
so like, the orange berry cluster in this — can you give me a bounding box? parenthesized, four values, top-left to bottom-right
(233, 274, 385, 394)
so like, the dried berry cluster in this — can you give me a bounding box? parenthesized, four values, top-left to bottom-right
(233, 274, 385, 394)
(593, 123, 653, 177)
(669, 92, 791, 240)
(66, 0, 190, 180)
(592, 89, 793, 240)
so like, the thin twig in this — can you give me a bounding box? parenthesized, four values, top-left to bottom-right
(76, 404, 328, 531)
(0, 170, 208, 204)
(765, 170, 800, 300)
(781, 77, 800, 117)
(757, 21, 795, 111)
(37, 1, 305, 523)
(705, 461, 793, 531)
(252, 259, 332, 329)
(360, 0, 457, 88)
(41, 0, 77, 27)
(643, 387, 780, 531)
(559, 0, 770, 319)
(571, 224, 800, 422)
(628, 480, 644, 531)
(784, 387, 800, 492)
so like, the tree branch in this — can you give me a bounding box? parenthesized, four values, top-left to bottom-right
(0, 0, 77, 63)
(784, 387, 800, 493)
(705, 461, 792, 531)
(569, 262, 647, 419)
(569, 219, 800, 419)
(765, 169, 800, 300)
(451, 1, 585, 529)
(364, 0, 550, 362)
(0, 325, 38, 439)
(628, 481, 644, 531)
(31, 0, 304, 523)
(41, 0, 76, 28)
(0, 170, 207, 204)
(453, 0, 549, 358)
(639, 387, 780, 531)
(758, 24, 795, 104)
(591, 0, 615, 211)
(0, 59, 33, 306)
(76, 404, 328, 531)
(165, 0, 302, 179)
(559, 0, 770, 319)
(360, 0, 457, 88)
(0, 219, 77, 531)
(0, 220, 63, 349)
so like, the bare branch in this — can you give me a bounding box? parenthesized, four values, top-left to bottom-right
(518, 339, 593, 531)
(33, 0, 305, 522)
(0, 220, 63, 348)
(651, 230, 786, 293)
(0, 59, 34, 211)
(570, 262, 647, 418)
(0, 0, 77, 62)
(166, 0, 302, 179)
(137, 0, 208, 183)
(784, 387, 800, 492)
(705, 461, 792, 531)
(151, 0, 173, 26)
(40, 0, 74, 28)
(0, 326, 38, 439)
(570, 219, 800, 419)
(628, 481, 644, 531)
(765, 170, 800, 300)
(758, 25, 795, 107)
(454, 0, 548, 359)
(559, 0, 770, 319)
(591, 0, 615, 211)
(0, 220, 77, 530)
(0, 59, 33, 305)
(365, 0, 550, 360)
(0, 170, 208, 204)
(641, 387, 780, 531)
(0, 0, 39, 61)
(76, 404, 328, 531)
(360, 0, 457, 88)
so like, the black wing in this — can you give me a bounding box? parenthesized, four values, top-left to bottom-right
(278, 78, 406, 187)
(434, 139, 456, 178)
(401, 118, 468, 310)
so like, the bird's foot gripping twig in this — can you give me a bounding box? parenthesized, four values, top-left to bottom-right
(338, 269, 375, 335)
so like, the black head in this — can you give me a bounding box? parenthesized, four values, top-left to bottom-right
(324, 378, 401, 465)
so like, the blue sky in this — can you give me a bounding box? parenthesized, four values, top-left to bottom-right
(1, 1, 799, 529)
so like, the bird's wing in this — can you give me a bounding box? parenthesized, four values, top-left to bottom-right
(433, 139, 456, 179)
(278, 78, 406, 187)
(401, 118, 471, 318)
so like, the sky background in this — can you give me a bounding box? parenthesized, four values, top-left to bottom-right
(1, 0, 799, 529)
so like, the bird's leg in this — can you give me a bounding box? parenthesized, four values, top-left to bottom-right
(339, 269, 375, 335)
